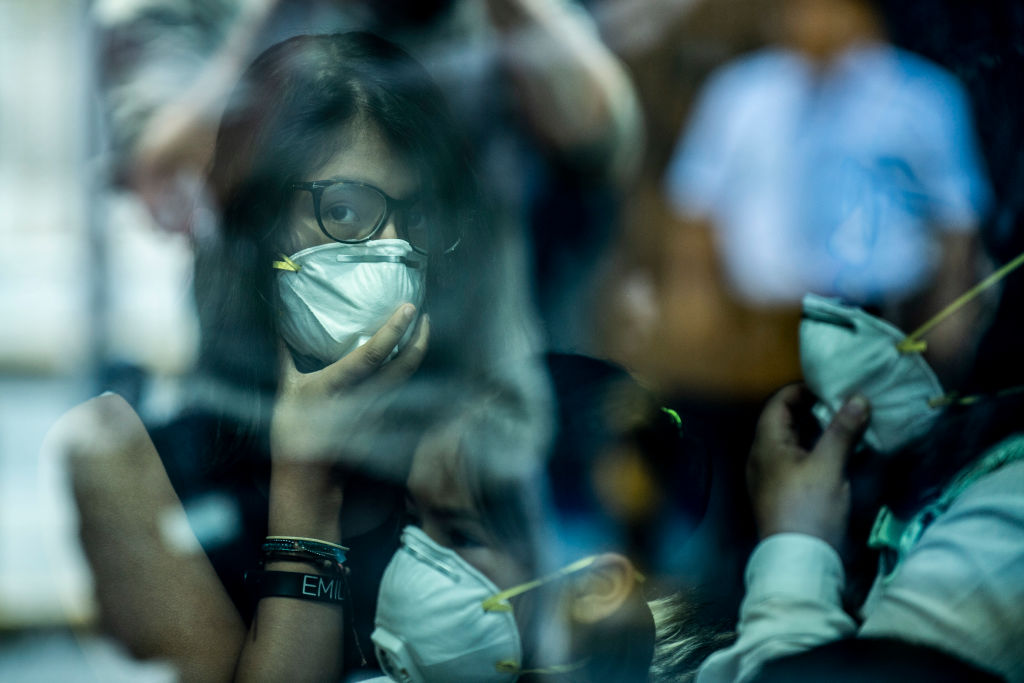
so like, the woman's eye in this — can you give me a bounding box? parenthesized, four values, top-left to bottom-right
(400, 205, 431, 249)
(405, 206, 426, 229)
(323, 203, 359, 224)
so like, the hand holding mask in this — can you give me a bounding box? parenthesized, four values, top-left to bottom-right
(274, 239, 427, 369)
(800, 294, 945, 455)
(800, 250, 1024, 455)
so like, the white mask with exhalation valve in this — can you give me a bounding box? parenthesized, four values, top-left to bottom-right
(372, 525, 595, 683)
(800, 294, 945, 454)
(273, 239, 426, 366)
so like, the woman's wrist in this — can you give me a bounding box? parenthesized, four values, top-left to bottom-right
(268, 462, 344, 539)
(262, 559, 333, 574)
(267, 507, 342, 543)
(268, 489, 343, 542)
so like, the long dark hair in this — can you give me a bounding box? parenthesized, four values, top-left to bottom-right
(192, 32, 509, 462)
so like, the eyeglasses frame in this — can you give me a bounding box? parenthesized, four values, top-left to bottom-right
(291, 179, 429, 252)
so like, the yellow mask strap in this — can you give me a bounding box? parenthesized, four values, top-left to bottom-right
(481, 556, 598, 613)
(897, 249, 1024, 354)
(272, 254, 302, 272)
(485, 557, 645, 677)
(928, 384, 1024, 409)
(495, 658, 589, 676)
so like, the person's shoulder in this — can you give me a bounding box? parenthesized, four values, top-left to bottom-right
(915, 433, 1024, 546)
(713, 48, 803, 83)
(698, 48, 804, 107)
(881, 46, 967, 100)
(46, 392, 153, 463)
(957, 435, 1024, 499)
(887, 45, 955, 78)
(44, 392, 169, 503)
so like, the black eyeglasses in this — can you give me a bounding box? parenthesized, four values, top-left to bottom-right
(292, 179, 447, 253)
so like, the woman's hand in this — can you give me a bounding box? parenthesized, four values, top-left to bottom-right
(240, 309, 427, 683)
(268, 303, 429, 538)
(747, 384, 869, 550)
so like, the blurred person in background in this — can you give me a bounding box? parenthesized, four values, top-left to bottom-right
(664, 0, 992, 387)
(48, 32, 549, 681)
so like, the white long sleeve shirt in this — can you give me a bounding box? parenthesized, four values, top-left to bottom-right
(698, 457, 1024, 683)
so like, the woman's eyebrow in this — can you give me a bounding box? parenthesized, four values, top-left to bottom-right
(320, 176, 422, 202)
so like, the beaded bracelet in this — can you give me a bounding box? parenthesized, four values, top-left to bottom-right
(261, 536, 349, 575)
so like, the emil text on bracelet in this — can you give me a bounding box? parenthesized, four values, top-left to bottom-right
(248, 569, 346, 605)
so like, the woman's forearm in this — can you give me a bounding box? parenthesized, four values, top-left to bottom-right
(234, 467, 346, 682)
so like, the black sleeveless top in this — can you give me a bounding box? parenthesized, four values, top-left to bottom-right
(149, 411, 403, 673)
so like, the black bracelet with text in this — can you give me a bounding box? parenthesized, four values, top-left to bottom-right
(247, 569, 346, 605)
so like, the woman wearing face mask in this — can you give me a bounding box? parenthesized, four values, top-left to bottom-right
(52, 32, 546, 681)
(370, 392, 655, 683)
(369, 363, 732, 683)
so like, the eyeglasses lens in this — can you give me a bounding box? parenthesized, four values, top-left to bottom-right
(316, 182, 437, 252)
(319, 184, 387, 242)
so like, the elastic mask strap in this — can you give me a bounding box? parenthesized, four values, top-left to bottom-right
(928, 384, 1024, 409)
(495, 658, 589, 676)
(272, 254, 301, 272)
(896, 249, 1024, 354)
(481, 556, 598, 613)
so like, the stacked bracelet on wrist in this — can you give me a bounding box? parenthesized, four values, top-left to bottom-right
(249, 536, 350, 605)
(261, 536, 348, 575)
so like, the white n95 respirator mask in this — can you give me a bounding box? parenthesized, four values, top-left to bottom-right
(373, 525, 596, 683)
(372, 525, 523, 683)
(801, 251, 1024, 454)
(800, 294, 945, 455)
(273, 239, 426, 367)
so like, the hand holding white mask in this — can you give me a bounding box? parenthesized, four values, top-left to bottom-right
(800, 294, 945, 454)
(274, 239, 426, 367)
(801, 249, 1024, 454)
